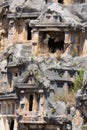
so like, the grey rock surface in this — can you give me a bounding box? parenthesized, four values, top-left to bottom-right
(1, 44, 87, 125)
(30, 3, 87, 30)
(66, 4, 87, 23)
(9, 0, 46, 13)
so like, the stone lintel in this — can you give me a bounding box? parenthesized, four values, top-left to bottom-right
(38, 27, 76, 32)
(7, 13, 40, 19)
(21, 124, 60, 130)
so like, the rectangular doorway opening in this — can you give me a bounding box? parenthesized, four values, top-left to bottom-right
(58, 0, 63, 4)
(10, 120, 14, 130)
(39, 31, 65, 54)
(29, 94, 33, 111)
(27, 25, 32, 40)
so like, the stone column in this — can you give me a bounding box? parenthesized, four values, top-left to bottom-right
(8, 20, 15, 46)
(63, 31, 71, 55)
(33, 93, 37, 111)
(14, 119, 18, 130)
(82, 33, 87, 55)
(0, 117, 5, 130)
(5, 118, 9, 130)
(32, 29, 39, 55)
(39, 90, 44, 112)
(64, 31, 71, 44)
(25, 96, 29, 111)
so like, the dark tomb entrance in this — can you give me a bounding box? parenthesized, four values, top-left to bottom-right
(27, 25, 32, 40)
(48, 38, 64, 53)
(29, 94, 33, 111)
(58, 0, 63, 4)
(10, 120, 14, 130)
(39, 31, 65, 54)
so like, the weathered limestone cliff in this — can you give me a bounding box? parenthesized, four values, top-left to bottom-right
(0, 0, 87, 130)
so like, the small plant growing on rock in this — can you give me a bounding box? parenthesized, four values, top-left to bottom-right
(51, 108, 56, 114)
(54, 91, 76, 107)
(74, 70, 84, 92)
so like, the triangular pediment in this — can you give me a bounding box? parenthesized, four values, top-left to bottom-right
(41, 9, 65, 24)
(23, 71, 36, 84)
(30, 3, 78, 27)
(27, 75, 36, 84)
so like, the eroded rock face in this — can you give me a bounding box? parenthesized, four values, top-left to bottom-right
(72, 110, 83, 130)
(0, 1, 87, 55)
(76, 70, 87, 119)
(9, 0, 46, 13)
(0, 44, 78, 130)
(0, 0, 87, 130)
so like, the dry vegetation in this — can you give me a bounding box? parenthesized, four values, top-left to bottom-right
(82, 125, 87, 130)
(54, 91, 76, 107)
(74, 70, 84, 92)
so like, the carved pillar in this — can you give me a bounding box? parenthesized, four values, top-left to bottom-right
(39, 90, 44, 112)
(32, 29, 39, 55)
(25, 96, 29, 111)
(8, 20, 15, 46)
(64, 31, 71, 54)
(64, 31, 71, 44)
(33, 93, 37, 111)
(82, 33, 87, 55)
(14, 119, 18, 130)
(5, 118, 9, 130)
(0, 118, 5, 130)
